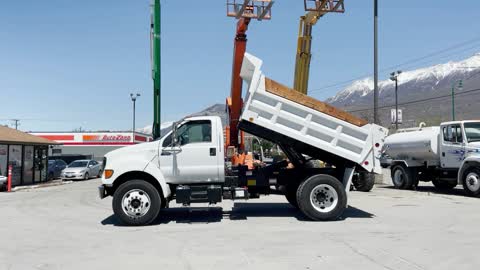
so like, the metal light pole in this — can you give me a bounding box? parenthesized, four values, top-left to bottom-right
(130, 93, 141, 142)
(373, 0, 379, 124)
(390, 71, 402, 130)
(152, 0, 161, 140)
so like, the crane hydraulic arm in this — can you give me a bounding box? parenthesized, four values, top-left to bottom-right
(293, 0, 345, 95)
(226, 0, 274, 152)
(227, 17, 250, 150)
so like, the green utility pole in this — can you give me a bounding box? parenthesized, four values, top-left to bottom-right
(152, 0, 161, 140)
(451, 80, 463, 121)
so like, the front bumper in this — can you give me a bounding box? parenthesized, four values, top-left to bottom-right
(61, 174, 85, 180)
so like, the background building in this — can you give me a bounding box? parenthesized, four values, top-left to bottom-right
(30, 131, 153, 161)
(0, 126, 58, 186)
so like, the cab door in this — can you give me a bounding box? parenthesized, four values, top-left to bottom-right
(159, 119, 220, 184)
(440, 124, 465, 168)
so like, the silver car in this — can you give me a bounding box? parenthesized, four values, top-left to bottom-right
(61, 160, 102, 180)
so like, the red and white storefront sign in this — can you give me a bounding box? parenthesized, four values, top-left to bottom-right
(30, 132, 152, 146)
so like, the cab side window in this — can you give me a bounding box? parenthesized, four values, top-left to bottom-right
(177, 120, 212, 145)
(163, 120, 212, 147)
(443, 125, 463, 144)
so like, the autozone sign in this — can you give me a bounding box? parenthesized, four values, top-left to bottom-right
(83, 134, 132, 142)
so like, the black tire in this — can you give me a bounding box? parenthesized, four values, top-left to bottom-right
(391, 165, 414, 189)
(296, 174, 347, 221)
(462, 167, 480, 197)
(353, 172, 375, 192)
(112, 180, 162, 226)
(432, 179, 457, 190)
(285, 183, 300, 209)
(84, 172, 89, 180)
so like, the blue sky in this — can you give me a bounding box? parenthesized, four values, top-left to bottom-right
(1, 0, 480, 132)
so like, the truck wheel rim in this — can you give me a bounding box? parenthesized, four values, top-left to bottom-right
(393, 170, 404, 187)
(122, 189, 151, 218)
(310, 184, 338, 213)
(466, 172, 480, 192)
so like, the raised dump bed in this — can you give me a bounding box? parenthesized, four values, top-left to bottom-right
(239, 53, 388, 174)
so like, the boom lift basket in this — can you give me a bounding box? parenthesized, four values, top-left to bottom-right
(227, 0, 273, 20)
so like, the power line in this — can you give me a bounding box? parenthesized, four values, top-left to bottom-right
(347, 87, 480, 113)
(308, 36, 480, 95)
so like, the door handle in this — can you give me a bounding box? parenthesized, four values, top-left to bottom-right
(161, 151, 172, 156)
(210, 147, 216, 156)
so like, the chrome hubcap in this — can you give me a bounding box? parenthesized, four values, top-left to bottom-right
(466, 172, 480, 192)
(310, 184, 338, 213)
(122, 189, 151, 218)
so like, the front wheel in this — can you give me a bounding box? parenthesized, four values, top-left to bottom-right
(296, 174, 347, 221)
(112, 180, 162, 226)
(462, 168, 480, 197)
(84, 172, 89, 180)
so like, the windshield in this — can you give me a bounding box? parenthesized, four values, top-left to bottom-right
(68, 161, 88, 168)
(464, 123, 480, 143)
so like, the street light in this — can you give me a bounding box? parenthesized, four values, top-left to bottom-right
(390, 70, 402, 130)
(130, 93, 141, 142)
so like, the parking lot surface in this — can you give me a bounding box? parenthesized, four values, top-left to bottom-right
(1, 177, 480, 270)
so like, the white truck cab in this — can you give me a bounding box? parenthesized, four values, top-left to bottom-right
(384, 120, 480, 196)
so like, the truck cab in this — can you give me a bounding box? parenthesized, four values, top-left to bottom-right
(158, 116, 225, 184)
(440, 121, 480, 169)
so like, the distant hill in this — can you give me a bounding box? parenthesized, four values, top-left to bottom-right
(137, 104, 227, 135)
(326, 53, 480, 127)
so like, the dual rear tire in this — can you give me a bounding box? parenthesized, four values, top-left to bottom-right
(391, 164, 416, 189)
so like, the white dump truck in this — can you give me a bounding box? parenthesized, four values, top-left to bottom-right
(384, 121, 480, 196)
(98, 53, 388, 226)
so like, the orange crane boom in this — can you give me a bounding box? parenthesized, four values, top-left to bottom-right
(225, 0, 273, 154)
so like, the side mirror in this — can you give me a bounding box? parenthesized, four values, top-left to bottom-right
(88, 165, 93, 168)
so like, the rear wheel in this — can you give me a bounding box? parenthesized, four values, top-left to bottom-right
(296, 174, 347, 221)
(462, 168, 480, 197)
(432, 179, 457, 190)
(113, 180, 162, 226)
(391, 165, 414, 189)
(353, 172, 375, 192)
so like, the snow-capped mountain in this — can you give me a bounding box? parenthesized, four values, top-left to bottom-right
(326, 53, 480, 126)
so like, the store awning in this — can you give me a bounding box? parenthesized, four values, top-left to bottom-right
(0, 126, 60, 145)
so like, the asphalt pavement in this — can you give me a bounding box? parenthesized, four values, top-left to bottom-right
(1, 177, 479, 270)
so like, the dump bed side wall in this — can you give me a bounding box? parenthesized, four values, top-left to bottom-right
(240, 53, 387, 174)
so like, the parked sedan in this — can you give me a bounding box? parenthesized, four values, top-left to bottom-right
(48, 159, 68, 180)
(61, 160, 102, 180)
